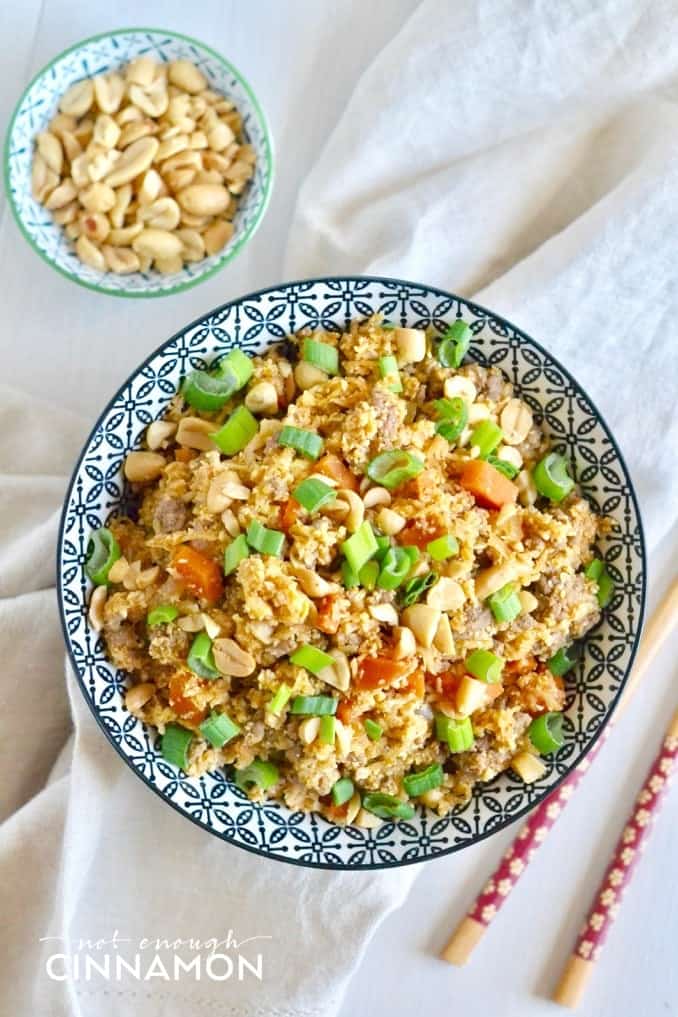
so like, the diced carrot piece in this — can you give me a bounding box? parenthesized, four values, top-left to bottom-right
(404, 669, 425, 698)
(280, 497, 301, 532)
(337, 699, 354, 725)
(325, 801, 349, 823)
(172, 545, 224, 604)
(355, 656, 411, 690)
(401, 471, 435, 499)
(315, 454, 359, 492)
(169, 673, 207, 726)
(399, 517, 446, 550)
(458, 460, 518, 510)
(315, 594, 341, 634)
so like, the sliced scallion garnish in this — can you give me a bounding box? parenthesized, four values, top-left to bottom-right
(426, 534, 459, 561)
(366, 450, 424, 490)
(246, 520, 285, 557)
(469, 419, 503, 458)
(289, 695, 338, 716)
(223, 533, 250, 576)
(378, 354, 403, 393)
(331, 777, 354, 806)
(199, 710, 241, 748)
(364, 718, 383, 741)
(161, 723, 193, 769)
(234, 759, 279, 791)
(533, 452, 575, 502)
(147, 603, 179, 626)
(437, 320, 472, 368)
(342, 520, 378, 574)
(302, 337, 339, 376)
(210, 405, 258, 455)
(361, 792, 415, 821)
(528, 712, 565, 754)
(187, 631, 221, 680)
(290, 644, 336, 675)
(464, 649, 504, 684)
(487, 583, 522, 623)
(85, 526, 121, 585)
(292, 477, 336, 513)
(277, 425, 324, 460)
(403, 762, 444, 797)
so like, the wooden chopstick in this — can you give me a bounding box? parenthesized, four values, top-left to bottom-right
(553, 705, 678, 1008)
(440, 577, 678, 967)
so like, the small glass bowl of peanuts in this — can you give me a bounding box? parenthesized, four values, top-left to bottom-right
(4, 28, 273, 297)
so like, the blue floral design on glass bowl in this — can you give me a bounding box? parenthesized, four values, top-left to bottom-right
(4, 28, 274, 297)
(57, 277, 646, 869)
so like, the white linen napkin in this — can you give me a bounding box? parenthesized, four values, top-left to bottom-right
(2, 1, 678, 1015)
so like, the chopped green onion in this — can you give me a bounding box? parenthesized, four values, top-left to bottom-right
(487, 583, 522, 623)
(533, 452, 575, 502)
(402, 546, 420, 568)
(486, 454, 519, 480)
(268, 683, 293, 715)
(342, 520, 378, 574)
(85, 526, 121, 585)
(437, 320, 472, 368)
(364, 718, 383, 741)
(378, 355, 402, 393)
(528, 712, 565, 754)
(332, 777, 354, 806)
(366, 450, 424, 490)
(246, 520, 285, 557)
(290, 695, 338, 716)
(403, 762, 444, 797)
(161, 723, 193, 769)
(584, 559, 604, 582)
(426, 534, 459, 561)
(290, 644, 336, 675)
(400, 570, 438, 608)
(548, 646, 576, 676)
(292, 477, 336, 513)
(362, 792, 415, 821)
(359, 560, 380, 590)
(374, 535, 392, 561)
(234, 759, 279, 791)
(302, 337, 339, 375)
(199, 710, 241, 748)
(436, 714, 475, 753)
(277, 425, 324, 460)
(210, 405, 258, 455)
(465, 648, 504, 683)
(381, 320, 396, 330)
(147, 603, 179, 626)
(469, 420, 503, 458)
(223, 533, 250, 576)
(182, 369, 235, 412)
(187, 631, 221, 679)
(319, 714, 336, 745)
(596, 568, 614, 608)
(214, 348, 253, 390)
(376, 546, 411, 590)
(341, 559, 360, 588)
(434, 397, 469, 444)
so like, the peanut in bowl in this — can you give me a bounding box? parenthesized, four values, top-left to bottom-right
(4, 28, 273, 297)
(57, 277, 646, 869)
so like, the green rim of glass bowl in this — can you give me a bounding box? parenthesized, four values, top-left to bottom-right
(2, 26, 275, 298)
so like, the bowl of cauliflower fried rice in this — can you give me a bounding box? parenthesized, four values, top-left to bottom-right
(58, 277, 645, 869)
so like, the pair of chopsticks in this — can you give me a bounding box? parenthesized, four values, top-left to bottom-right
(440, 577, 678, 1008)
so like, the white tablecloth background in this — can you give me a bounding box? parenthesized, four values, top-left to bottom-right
(1, 3, 676, 1016)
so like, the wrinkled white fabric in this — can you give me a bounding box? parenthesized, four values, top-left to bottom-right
(2, 1, 678, 1015)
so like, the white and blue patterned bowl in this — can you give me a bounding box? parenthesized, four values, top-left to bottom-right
(4, 28, 274, 297)
(57, 278, 646, 868)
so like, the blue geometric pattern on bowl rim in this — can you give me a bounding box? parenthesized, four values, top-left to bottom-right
(57, 276, 646, 869)
(4, 27, 274, 297)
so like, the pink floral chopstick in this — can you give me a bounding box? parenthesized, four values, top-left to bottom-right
(553, 707, 678, 1008)
(440, 578, 678, 967)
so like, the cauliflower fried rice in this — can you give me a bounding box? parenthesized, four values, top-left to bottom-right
(87, 316, 610, 826)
